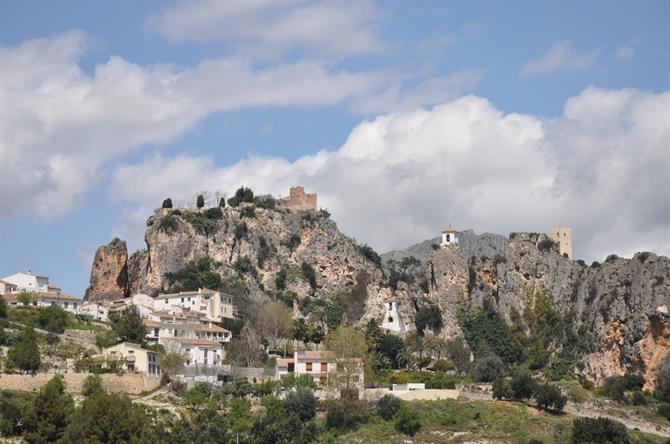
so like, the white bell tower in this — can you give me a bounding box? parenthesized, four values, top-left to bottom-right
(440, 225, 459, 247)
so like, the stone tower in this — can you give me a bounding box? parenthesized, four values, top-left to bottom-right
(550, 227, 573, 259)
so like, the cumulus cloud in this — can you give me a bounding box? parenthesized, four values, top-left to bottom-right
(0, 31, 381, 218)
(109, 87, 670, 262)
(521, 40, 598, 76)
(147, 1, 385, 59)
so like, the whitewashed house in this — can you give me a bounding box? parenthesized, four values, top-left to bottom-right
(275, 351, 364, 390)
(80, 301, 110, 321)
(4, 292, 81, 314)
(154, 288, 235, 322)
(0, 280, 17, 295)
(380, 298, 406, 333)
(144, 319, 231, 344)
(164, 338, 224, 367)
(98, 342, 161, 376)
(2, 271, 50, 293)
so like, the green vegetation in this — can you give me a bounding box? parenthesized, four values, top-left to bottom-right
(219, 197, 226, 208)
(36, 305, 69, 333)
(181, 210, 218, 235)
(234, 221, 248, 239)
(6, 326, 41, 373)
(394, 405, 422, 436)
(376, 394, 401, 420)
(414, 303, 443, 335)
(571, 417, 629, 443)
(205, 206, 223, 219)
(301, 261, 317, 290)
(161, 198, 173, 208)
(0, 295, 7, 318)
(538, 238, 556, 252)
(196, 194, 205, 208)
(234, 256, 258, 277)
(157, 214, 179, 233)
(357, 243, 382, 267)
(240, 205, 256, 218)
(282, 233, 301, 252)
(22, 376, 73, 444)
(227, 186, 254, 207)
(283, 388, 318, 421)
(109, 306, 145, 344)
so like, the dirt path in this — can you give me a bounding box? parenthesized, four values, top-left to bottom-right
(132, 386, 180, 415)
(459, 390, 670, 439)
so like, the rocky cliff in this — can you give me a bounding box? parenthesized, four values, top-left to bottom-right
(87, 205, 669, 387)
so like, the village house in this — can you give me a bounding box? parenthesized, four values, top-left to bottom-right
(154, 288, 235, 322)
(1, 271, 50, 293)
(275, 351, 365, 390)
(98, 342, 161, 377)
(80, 301, 110, 321)
(3, 292, 81, 314)
(163, 338, 224, 367)
(0, 280, 17, 295)
(144, 318, 231, 344)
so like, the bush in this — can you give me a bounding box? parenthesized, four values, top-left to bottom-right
(357, 244, 382, 268)
(534, 382, 567, 413)
(196, 194, 205, 208)
(414, 304, 443, 334)
(36, 305, 69, 333)
(471, 355, 506, 382)
(283, 388, 318, 421)
(161, 198, 173, 209)
(234, 222, 248, 240)
(325, 399, 372, 430)
(492, 378, 513, 400)
(275, 269, 288, 291)
(602, 376, 627, 402)
(623, 372, 645, 391)
(629, 390, 648, 406)
(205, 207, 223, 219)
(657, 403, 670, 420)
(537, 238, 556, 252)
(157, 214, 179, 234)
(234, 256, 257, 277)
(282, 233, 301, 252)
(240, 206, 256, 218)
(431, 359, 455, 372)
(254, 195, 276, 209)
(376, 394, 401, 420)
(657, 355, 670, 403)
(301, 262, 317, 290)
(510, 368, 536, 400)
(394, 406, 421, 436)
(571, 417, 630, 443)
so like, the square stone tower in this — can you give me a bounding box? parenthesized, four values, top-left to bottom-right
(277, 186, 317, 211)
(549, 227, 573, 259)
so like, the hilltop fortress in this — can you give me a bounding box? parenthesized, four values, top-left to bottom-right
(276, 186, 317, 211)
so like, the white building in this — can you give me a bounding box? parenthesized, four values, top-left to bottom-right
(80, 302, 109, 321)
(380, 299, 406, 333)
(0, 280, 18, 295)
(4, 292, 81, 314)
(440, 225, 459, 247)
(275, 351, 364, 390)
(164, 338, 224, 367)
(144, 319, 231, 344)
(2, 271, 50, 293)
(154, 288, 235, 322)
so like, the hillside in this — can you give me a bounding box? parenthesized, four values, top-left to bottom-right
(86, 203, 669, 387)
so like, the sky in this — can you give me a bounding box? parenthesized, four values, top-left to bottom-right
(1, 1, 669, 298)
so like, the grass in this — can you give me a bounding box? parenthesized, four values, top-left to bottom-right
(68, 320, 109, 332)
(328, 399, 666, 444)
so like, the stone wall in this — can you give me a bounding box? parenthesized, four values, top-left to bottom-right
(0, 373, 160, 395)
(277, 186, 317, 211)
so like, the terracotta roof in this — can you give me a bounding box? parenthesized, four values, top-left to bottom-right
(276, 359, 293, 367)
(173, 338, 223, 347)
(296, 351, 335, 361)
(41, 292, 81, 302)
(143, 319, 162, 328)
(142, 319, 229, 333)
(155, 288, 220, 300)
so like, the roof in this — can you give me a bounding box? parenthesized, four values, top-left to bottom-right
(155, 288, 220, 300)
(40, 292, 81, 302)
(143, 319, 229, 333)
(0, 280, 17, 287)
(276, 358, 293, 367)
(173, 338, 223, 347)
(296, 351, 336, 361)
(442, 224, 458, 233)
(104, 341, 158, 354)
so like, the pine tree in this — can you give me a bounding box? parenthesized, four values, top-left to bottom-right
(22, 376, 74, 444)
(7, 326, 41, 373)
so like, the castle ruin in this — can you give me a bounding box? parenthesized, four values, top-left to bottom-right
(549, 227, 573, 259)
(277, 186, 317, 211)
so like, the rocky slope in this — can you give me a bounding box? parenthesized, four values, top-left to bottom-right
(87, 205, 669, 387)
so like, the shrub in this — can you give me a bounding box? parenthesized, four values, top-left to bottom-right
(605, 254, 619, 263)
(602, 376, 627, 402)
(510, 368, 536, 400)
(471, 355, 506, 382)
(234, 222, 248, 240)
(376, 394, 401, 420)
(571, 417, 630, 443)
(219, 197, 226, 208)
(240, 206, 256, 218)
(591, 261, 601, 268)
(161, 198, 173, 209)
(205, 207, 223, 219)
(234, 256, 257, 277)
(254, 195, 276, 209)
(623, 372, 645, 391)
(157, 214, 179, 234)
(431, 359, 455, 372)
(394, 406, 421, 436)
(636, 252, 650, 262)
(36, 305, 69, 333)
(6, 327, 40, 373)
(492, 378, 513, 400)
(282, 233, 301, 252)
(196, 194, 205, 208)
(283, 388, 318, 421)
(357, 244, 382, 267)
(629, 390, 648, 406)
(275, 268, 288, 291)
(227, 187, 254, 207)
(537, 238, 556, 252)
(182, 211, 217, 235)
(534, 382, 567, 413)
(576, 259, 586, 267)
(657, 403, 670, 420)
(301, 262, 317, 290)
(325, 399, 372, 430)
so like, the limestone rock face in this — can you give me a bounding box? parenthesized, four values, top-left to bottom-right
(85, 237, 129, 301)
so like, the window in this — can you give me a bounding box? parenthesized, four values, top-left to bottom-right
(446, 234, 450, 242)
(320, 362, 327, 372)
(388, 316, 393, 323)
(181, 298, 184, 303)
(306, 362, 313, 372)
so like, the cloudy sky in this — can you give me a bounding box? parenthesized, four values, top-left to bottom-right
(1, 1, 669, 297)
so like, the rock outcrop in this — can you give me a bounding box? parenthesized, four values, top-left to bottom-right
(85, 237, 129, 301)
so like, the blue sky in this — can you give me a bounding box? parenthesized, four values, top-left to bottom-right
(1, 1, 669, 297)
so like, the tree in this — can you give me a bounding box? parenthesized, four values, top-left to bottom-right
(534, 382, 567, 413)
(22, 376, 74, 444)
(415, 304, 443, 335)
(394, 406, 421, 436)
(36, 305, 69, 333)
(227, 187, 254, 208)
(301, 262, 317, 291)
(160, 341, 186, 378)
(325, 327, 367, 392)
(657, 355, 670, 403)
(109, 306, 146, 343)
(376, 394, 401, 420)
(218, 197, 226, 208)
(510, 368, 536, 400)
(258, 301, 292, 352)
(161, 198, 173, 209)
(378, 333, 405, 369)
(492, 378, 514, 400)
(602, 376, 628, 402)
(571, 417, 630, 444)
(61, 390, 160, 443)
(405, 332, 429, 370)
(82, 375, 104, 398)
(227, 326, 264, 366)
(19, 292, 33, 306)
(252, 403, 316, 444)
(196, 194, 205, 209)
(7, 326, 41, 373)
(0, 295, 7, 318)
(283, 388, 318, 421)
(446, 337, 471, 376)
(471, 355, 506, 382)
(95, 331, 120, 350)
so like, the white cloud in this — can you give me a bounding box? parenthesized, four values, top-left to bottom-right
(521, 40, 598, 76)
(147, 1, 385, 59)
(109, 87, 670, 262)
(615, 39, 638, 61)
(0, 31, 382, 218)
